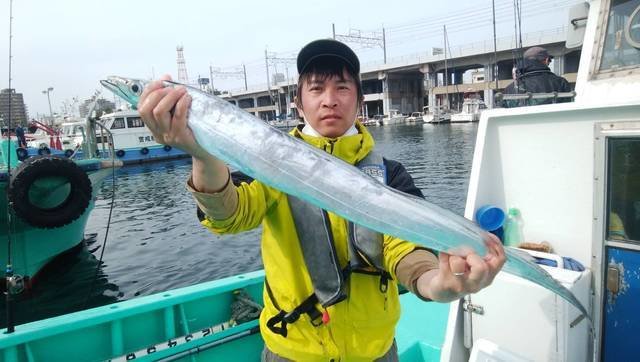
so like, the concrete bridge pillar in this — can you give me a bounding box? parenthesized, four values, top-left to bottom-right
(253, 96, 259, 116)
(380, 72, 390, 115)
(425, 72, 436, 107)
(484, 63, 495, 108)
(453, 71, 463, 85)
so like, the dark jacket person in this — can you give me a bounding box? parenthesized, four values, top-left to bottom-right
(503, 46, 572, 107)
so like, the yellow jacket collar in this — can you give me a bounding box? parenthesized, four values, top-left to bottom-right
(290, 121, 375, 165)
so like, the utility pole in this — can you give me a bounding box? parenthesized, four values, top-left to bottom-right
(264, 49, 272, 120)
(285, 64, 291, 118)
(265, 51, 296, 120)
(382, 27, 387, 64)
(443, 25, 449, 108)
(243, 64, 248, 91)
(209, 65, 246, 92)
(332, 23, 336, 39)
(209, 65, 214, 93)
(334, 25, 386, 64)
(492, 0, 499, 92)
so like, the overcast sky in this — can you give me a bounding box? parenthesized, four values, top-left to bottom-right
(0, 0, 579, 116)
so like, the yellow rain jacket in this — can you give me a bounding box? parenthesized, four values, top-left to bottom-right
(200, 122, 419, 361)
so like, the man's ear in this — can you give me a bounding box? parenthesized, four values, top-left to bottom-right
(294, 96, 305, 119)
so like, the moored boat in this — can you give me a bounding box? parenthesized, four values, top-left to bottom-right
(95, 110, 189, 164)
(379, 109, 406, 125)
(56, 110, 189, 165)
(405, 111, 424, 123)
(1, 116, 122, 289)
(422, 105, 451, 124)
(450, 98, 485, 123)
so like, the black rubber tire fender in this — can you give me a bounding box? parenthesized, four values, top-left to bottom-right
(16, 147, 29, 161)
(8, 155, 92, 229)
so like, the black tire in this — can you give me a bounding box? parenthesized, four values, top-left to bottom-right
(116, 149, 125, 158)
(163, 145, 172, 152)
(140, 147, 149, 155)
(38, 147, 51, 155)
(16, 147, 29, 161)
(8, 155, 92, 229)
(64, 149, 74, 158)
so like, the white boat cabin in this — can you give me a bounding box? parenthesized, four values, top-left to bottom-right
(98, 110, 160, 150)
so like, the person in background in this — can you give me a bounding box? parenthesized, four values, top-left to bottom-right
(503, 46, 572, 107)
(15, 125, 27, 148)
(137, 39, 506, 361)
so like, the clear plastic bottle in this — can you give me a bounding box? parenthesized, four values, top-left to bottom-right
(503, 208, 524, 247)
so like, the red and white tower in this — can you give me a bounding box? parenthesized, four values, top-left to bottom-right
(176, 45, 189, 84)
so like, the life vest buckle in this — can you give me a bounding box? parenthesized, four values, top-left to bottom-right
(283, 309, 301, 324)
(266, 310, 289, 338)
(379, 273, 390, 293)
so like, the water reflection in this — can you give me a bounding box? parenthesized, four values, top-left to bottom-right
(2, 123, 476, 326)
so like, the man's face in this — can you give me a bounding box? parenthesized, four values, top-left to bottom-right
(297, 69, 359, 138)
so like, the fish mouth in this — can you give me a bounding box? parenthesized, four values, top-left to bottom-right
(100, 79, 130, 102)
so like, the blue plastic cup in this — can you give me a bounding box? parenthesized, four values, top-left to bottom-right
(475, 205, 505, 231)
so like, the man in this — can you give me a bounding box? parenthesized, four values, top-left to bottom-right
(15, 125, 26, 148)
(138, 39, 505, 361)
(503, 46, 572, 107)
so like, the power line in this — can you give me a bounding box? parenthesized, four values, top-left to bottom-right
(384, 0, 577, 46)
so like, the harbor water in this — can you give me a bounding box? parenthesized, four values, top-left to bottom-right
(2, 123, 477, 327)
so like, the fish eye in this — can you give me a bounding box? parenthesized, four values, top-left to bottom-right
(130, 82, 141, 95)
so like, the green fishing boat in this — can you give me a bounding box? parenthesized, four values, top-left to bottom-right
(0, 271, 448, 361)
(0, 124, 121, 288)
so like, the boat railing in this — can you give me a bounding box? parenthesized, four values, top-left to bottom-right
(92, 119, 116, 160)
(494, 91, 576, 107)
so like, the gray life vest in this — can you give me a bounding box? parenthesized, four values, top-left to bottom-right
(287, 150, 390, 308)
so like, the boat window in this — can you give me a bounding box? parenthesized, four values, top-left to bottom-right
(111, 118, 125, 129)
(606, 138, 640, 242)
(126, 117, 145, 128)
(598, 0, 640, 72)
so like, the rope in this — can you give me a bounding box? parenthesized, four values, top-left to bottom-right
(230, 289, 263, 325)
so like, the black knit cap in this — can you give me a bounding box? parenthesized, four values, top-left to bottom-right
(523, 46, 553, 61)
(297, 39, 360, 74)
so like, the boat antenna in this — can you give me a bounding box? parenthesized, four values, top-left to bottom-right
(83, 99, 117, 309)
(492, 0, 499, 94)
(4, 0, 18, 334)
(512, 0, 525, 91)
(443, 25, 461, 111)
(443, 25, 449, 110)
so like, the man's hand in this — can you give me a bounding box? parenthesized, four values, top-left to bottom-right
(138, 75, 229, 193)
(138, 75, 209, 160)
(416, 233, 506, 302)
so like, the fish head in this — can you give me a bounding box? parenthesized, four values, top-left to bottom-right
(100, 76, 149, 109)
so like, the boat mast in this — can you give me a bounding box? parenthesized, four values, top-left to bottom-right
(492, 0, 499, 95)
(5, 0, 16, 334)
(443, 25, 448, 110)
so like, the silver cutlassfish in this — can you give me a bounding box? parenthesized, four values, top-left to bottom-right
(101, 76, 589, 320)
